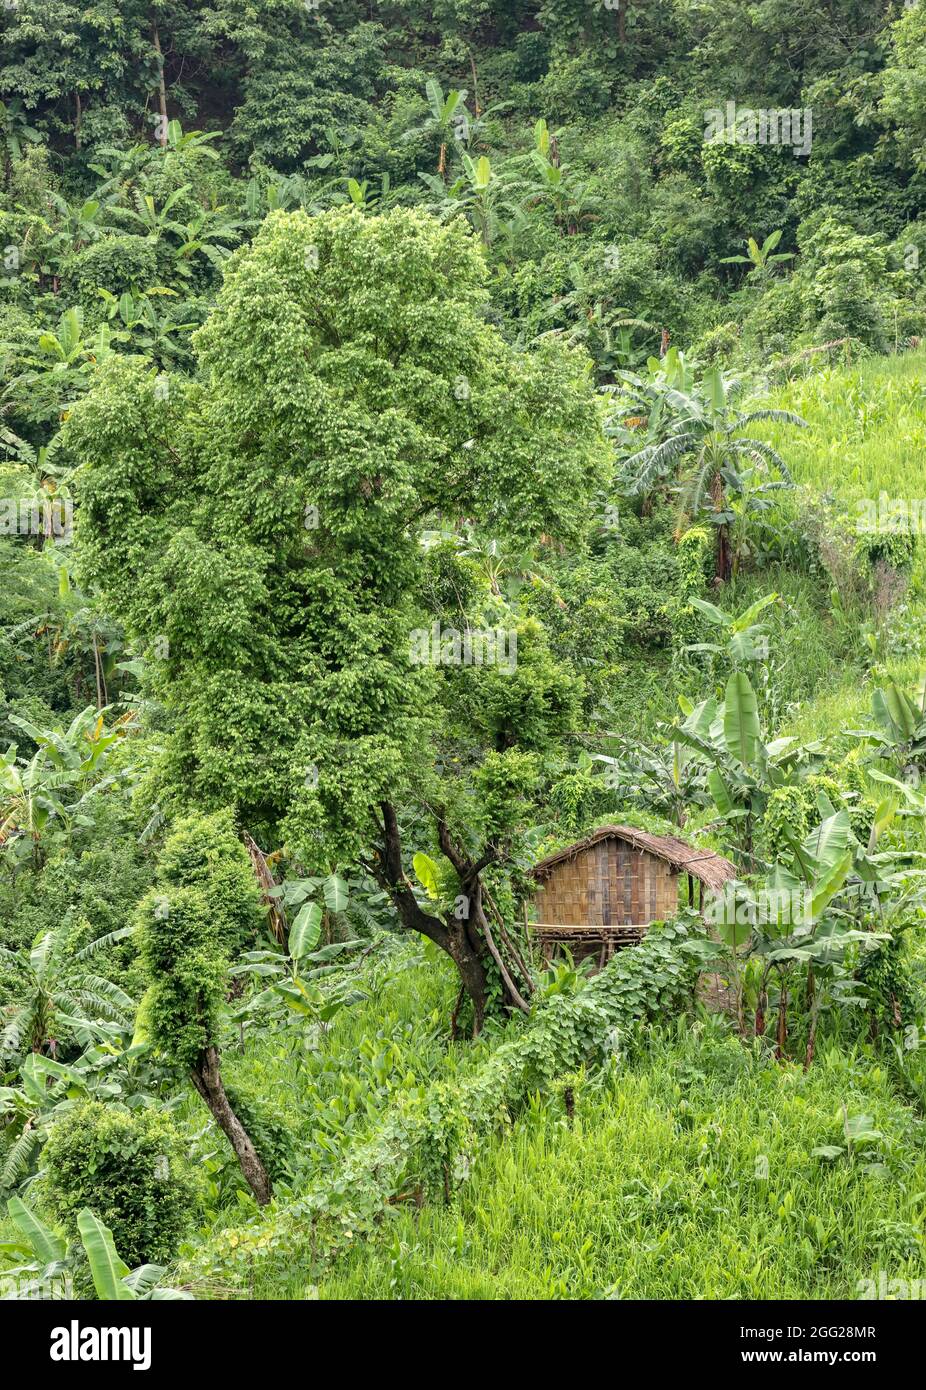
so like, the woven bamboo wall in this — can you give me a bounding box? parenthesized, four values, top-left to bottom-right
(534, 839, 678, 926)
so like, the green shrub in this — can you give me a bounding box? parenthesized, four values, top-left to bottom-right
(536, 56, 612, 122)
(856, 935, 921, 1039)
(855, 527, 918, 574)
(760, 756, 874, 859)
(794, 216, 893, 351)
(135, 884, 226, 1071)
(41, 1100, 198, 1269)
(547, 765, 614, 835)
(672, 526, 713, 646)
(134, 808, 274, 1204)
(181, 921, 710, 1290)
(694, 319, 741, 366)
(156, 808, 265, 955)
(675, 526, 712, 594)
(65, 236, 159, 329)
(0, 800, 154, 957)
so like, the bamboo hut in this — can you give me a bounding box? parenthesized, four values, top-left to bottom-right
(527, 824, 737, 968)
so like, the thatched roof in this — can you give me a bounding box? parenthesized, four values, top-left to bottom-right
(529, 824, 738, 892)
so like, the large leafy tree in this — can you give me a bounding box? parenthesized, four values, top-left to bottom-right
(67, 206, 610, 1028)
(0, 1, 386, 164)
(881, 3, 926, 174)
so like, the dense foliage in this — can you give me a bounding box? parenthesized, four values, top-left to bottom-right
(40, 1099, 196, 1271)
(2, 0, 926, 1307)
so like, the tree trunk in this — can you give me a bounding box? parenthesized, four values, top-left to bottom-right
(468, 51, 481, 117)
(804, 1003, 819, 1072)
(775, 974, 788, 1060)
(734, 963, 746, 1037)
(803, 967, 818, 1071)
(93, 634, 104, 710)
(242, 831, 286, 944)
(755, 965, 771, 1038)
(447, 922, 489, 1035)
(709, 470, 732, 582)
(152, 23, 168, 146)
(715, 521, 731, 583)
(372, 801, 530, 1035)
(191, 1045, 271, 1205)
(450, 983, 465, 1041)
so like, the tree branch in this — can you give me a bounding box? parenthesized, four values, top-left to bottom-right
(375, 802, 452, 950)
(475, 901, 530, 1013)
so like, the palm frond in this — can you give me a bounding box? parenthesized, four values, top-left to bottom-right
(73, 974, 135, 1013)
(680, 455, 717, 514)
(0, 1125, 39, 1192)
(74, 926, 134, 962)
(1, 1007, 29, 1057)
(621, 432, 698, 496)
(64, 989, 130, 1024)
(737, 409, 808, 429)
(734, 437, 793, 480)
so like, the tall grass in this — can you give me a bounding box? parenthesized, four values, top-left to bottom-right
(320, 1025, 926, 1301)
(760, 352, 926, 516)
(741, 351, 926, 734)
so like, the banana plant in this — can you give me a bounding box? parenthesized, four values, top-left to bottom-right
(725, 462, 795, 576)
(706, 809, 891, 1055)
(160, 119, 221, 162)
(594, 696, 715, 828)
(0, 99, 40, 180)
(244, 170, 339, 219)
(2, 307, 114, 426)
(1, 1199, 191, 1300)
(664, 671, 795, 864)
(453, 528, 547, 602)
(47, 193, 107, 254)
(849, 680, 926, 776)
(720, 229, 793, 283)
(0, 435, 74, 548)
(86, 141, 158, 205)
(122, 185, 191, 242)
(546, 260, 656, 377)
(683, 592, 778, 670)
(756, 809, 895, 1064)
(10, 704, 125, 777)
(0, 922, 134, 1058)
(605, 347, 696, 455)
(464, 153, 503, 248)
(0, 706, 128, 865)
(2, 312, 90, 419)
(282, 872, 350, 951)
(97, 287, 196, 363)
(615, 366, 806, 579)
(170, 206, 245, 276)
(517, 119, 601, 234)
(402, 80, 472, 178)
(0, 1038, 142, 1194)
(343, 173, 391, 213)
(419, 154, 519, 249)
